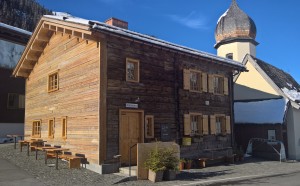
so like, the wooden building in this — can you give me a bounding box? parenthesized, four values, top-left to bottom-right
(0, 23, 31, 139)
(13, 15, 245, 173)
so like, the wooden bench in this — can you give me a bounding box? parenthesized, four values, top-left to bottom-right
(59, 152, 83, 169)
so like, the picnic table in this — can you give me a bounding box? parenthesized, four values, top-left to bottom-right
(19, 139, 47, 156)
(44, 148, 69, 170)
(35, 146, 56, 160)
(6, 134, 30, 149)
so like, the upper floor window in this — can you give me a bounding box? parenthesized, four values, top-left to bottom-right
(183, 69, 207, 92)
(48, 71, 59, 92)
(32, 120, 41, 138)
(213, 76, 224, 94)
(7, 93, 25, 109)
(226, 53, 233, 59)
(126, 58, 139, 82)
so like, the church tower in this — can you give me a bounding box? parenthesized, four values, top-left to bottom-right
(215, 0, 258, 62)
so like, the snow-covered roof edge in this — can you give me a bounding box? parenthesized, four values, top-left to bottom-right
(44, 14, 245, 70)
(0, 22, 32, 36)
(234, 98, 287, 124)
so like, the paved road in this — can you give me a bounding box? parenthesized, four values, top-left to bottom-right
(205, 171, 300, 186)
(0, 159, 44, 186)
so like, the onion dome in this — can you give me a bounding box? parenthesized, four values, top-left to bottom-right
(215, 0, 257, 48)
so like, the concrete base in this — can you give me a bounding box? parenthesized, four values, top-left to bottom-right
(86, 162, 120, 174)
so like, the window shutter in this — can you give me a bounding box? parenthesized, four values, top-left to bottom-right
(224, 77, 229, 95)
(183, 69, 190, 90)
(18, 95, 25, 108)
(202, 115, 209, 135)
(202, 73, 207, 92)
(226, 116, 231, 134)
(210, 115, 216, 135)
(184, 114, 191, 136)
(208, 74, 214, 93)
(221, 117, 226, 135)
(32, 123, 34, 136)
(197, 115, 203, 135)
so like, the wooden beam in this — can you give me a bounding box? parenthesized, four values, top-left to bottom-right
(16, 71, 29, 77)
(25, 54, 39, 61)
(36, 34, 50, 42)
(30, 45, 44, 52)
(21, 62, 34, 70)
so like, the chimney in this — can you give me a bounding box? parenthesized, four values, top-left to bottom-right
(105, 17, 128, 29)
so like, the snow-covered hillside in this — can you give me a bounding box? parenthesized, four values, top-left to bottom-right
(0, 39, 25, 69)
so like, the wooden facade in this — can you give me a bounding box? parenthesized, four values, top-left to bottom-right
(13, 16, 245, 169)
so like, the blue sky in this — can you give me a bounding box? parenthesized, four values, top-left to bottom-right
(37, 0, 300, 83)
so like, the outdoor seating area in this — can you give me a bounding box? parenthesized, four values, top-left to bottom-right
(8, 137, 88, 170)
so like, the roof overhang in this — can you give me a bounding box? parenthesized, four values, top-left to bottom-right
(12, 16, 93, 78)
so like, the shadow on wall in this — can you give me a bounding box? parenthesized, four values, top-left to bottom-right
(234, 84, 281, 101)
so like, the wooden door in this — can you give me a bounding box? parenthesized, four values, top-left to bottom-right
(120, 111, 141, 165)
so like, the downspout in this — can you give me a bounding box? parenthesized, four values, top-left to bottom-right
(230, 71, 238, 150)
(173, 54, 180, 143)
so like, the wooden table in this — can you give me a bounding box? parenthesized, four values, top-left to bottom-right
(19, 140, 47, 156)
(44, 148, 69, 170)
(6, 134, 29, 149)
(35, 146, 55, 160)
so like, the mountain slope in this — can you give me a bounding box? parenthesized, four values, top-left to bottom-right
(0, 0, 52, 32)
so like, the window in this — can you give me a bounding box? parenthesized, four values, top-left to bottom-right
(32, 120, 41, 138)
(62, 117, 67, 139)
(126, 58, 139, 82)
(208, 75, 228, 95)
(184, 113, 209, 136)
(210, 115, 231, 135)
(268, 130, 276, 141)
(226, 53, 233, 59)
(48, 71, 59, 92)
(213, 76, 224, 94)
(48, 118, 55, 139)
(183, 69, 207, 92)
(215, 116, 223, 135)
(190, 70, 202, 92)
(145, 115, 154, 138)
(7, 93, 25, 109)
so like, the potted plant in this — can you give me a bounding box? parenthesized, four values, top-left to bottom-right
(144, 147, 166, 182)
(163, 148, 179, 181)
(179, 158, 186, 171)
(185, 159, 193, 169)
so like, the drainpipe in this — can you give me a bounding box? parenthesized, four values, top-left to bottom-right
(230, 72, 236, 150)
(173, 54, 180, 143)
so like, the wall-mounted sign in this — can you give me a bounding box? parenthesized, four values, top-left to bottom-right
(125, 103, 138, 109)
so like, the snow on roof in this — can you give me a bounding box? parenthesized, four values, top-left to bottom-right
(217, 9, 229, 24)
(282, 87, 300, 102)
(44, 14, 245, 69)
(234, 98, 287, 124)
(0, 22, 32, 36)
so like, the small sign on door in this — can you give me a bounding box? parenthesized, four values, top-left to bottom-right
(125, 103, 138, 109)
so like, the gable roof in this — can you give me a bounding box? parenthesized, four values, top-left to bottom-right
(13, 14, 245, 78)
(254, 57, 300, 92)
(242, 54, 300, 108)
(0, 22, 31, 45)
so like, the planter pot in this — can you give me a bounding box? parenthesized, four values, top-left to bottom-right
(163, 170, 176, 181)
(199, 159, 206, 168)
(179, 162, 185, 170)
(234, 154, 239, 162)
(148, 169, 164, 182)
(185, 162, 192, 169)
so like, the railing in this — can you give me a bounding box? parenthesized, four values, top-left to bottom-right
(129, 143, 137, 178)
